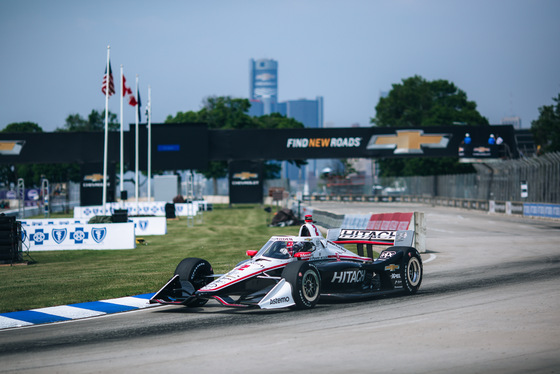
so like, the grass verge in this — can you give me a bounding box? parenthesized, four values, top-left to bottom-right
(0, 205, 296, 313)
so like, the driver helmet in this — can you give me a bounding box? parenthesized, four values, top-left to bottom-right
(291, 242, 304, 254)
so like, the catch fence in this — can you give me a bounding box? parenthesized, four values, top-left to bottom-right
(399, 153, 560, 204)
(305, 153, 560, 219)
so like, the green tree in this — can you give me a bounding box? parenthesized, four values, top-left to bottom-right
(372, 75, 489, 127)
(257, 112, 306, 129)
(166, 96, 257, 129)
(166, 96, 305, 193)
(372, 75, 488, 177)
(166, 96, 254, 191)
(2, 122, 43, 133)
(15, 163, 80, 186)
(198, 96, 256, 129)
(165, 110, 199, 124)
(531, 93, 560, 154)
(46, 109, 120, 184)
(57, 109, 118, 132)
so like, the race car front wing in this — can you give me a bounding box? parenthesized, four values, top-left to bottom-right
(149, 274, 296, 310)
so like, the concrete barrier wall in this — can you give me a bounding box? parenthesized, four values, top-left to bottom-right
(302, 194, 558, 220)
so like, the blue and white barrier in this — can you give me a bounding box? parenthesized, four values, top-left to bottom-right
(20, 216, 167, 236)
(21, 222, 136, 251)
(129, 216, 167, 235)
(73, 201, 201, 219)
(523, 203, 560, 219)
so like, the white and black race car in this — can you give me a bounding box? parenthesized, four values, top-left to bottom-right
(150, 215, 423, 310)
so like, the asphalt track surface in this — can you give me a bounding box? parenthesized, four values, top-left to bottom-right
(0, 202, 559, 373)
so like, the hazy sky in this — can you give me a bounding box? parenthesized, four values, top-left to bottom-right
(1, 0, 559, 132)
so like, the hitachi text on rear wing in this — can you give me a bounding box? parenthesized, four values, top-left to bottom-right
(326, 228, 416, 259)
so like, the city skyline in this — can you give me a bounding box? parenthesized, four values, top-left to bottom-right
(1, 0, 559, 132)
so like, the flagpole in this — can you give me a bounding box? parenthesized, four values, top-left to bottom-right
(102, 45, 110, 216)
(135, 74, 139, 215)
(147, 85, 152, 202)
(120, 65, 124, 206)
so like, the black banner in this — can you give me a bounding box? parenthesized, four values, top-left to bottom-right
(209, 125, 517, 160)
(80, 163, 115, 207)
(131, 123, 209, 171)
(228, 160, 263, 204)
(0, 124, 518, 169)
(0, 132, 120, 164)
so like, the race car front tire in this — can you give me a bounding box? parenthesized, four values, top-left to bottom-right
(282, 261, 321, 310)
(400, 249, 423, 294)
(174, 258, 213, 307)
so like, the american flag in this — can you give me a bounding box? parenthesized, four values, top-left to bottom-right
(102, 61, 115, 96)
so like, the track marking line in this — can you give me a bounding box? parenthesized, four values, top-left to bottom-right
(423, 254, 437, 263)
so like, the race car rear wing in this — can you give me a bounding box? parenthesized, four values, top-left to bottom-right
(327, 228, 415, 245)
(327, 228, 417, 258)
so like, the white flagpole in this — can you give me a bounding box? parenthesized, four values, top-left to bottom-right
(102, 45, 110, 216)
(147, 85, 152, 201)
(135, 74, 139, 215)
(120, 65, 124, 205)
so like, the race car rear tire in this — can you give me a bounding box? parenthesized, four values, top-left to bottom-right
(400, 249, 422, 294)
(282, 261, 321, 310)
(174, 258, 213, 307)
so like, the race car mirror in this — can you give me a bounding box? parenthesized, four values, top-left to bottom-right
(394, 230, 414, 247)
(246, 250, 258, 257)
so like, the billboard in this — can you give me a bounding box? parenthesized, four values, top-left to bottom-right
(0, 124, 517, 170)
(229, 160, 263, 204)
(80, 163, 115, 207)
(209, 125, 517, 160)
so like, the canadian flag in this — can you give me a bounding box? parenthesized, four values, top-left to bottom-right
(122, 75, 138, 106)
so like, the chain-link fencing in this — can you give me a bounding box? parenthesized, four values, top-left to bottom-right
(382, 152, 560, 204)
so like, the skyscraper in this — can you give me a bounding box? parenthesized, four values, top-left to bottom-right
(279, 97, 324, 128)
(249, 58, 278, 115)
(248, 58, 325, 184)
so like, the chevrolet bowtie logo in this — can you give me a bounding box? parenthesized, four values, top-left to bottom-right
(233, 172, 258, 180)
(84, 173, 104, 182)
(366, 130, 450, 154)
(0, 140, 25, 155)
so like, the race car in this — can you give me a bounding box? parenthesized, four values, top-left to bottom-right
(149, 214, 423, 310)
